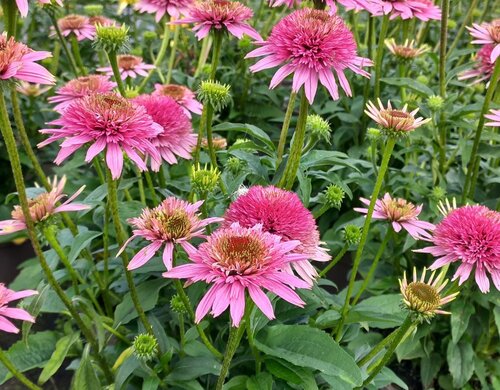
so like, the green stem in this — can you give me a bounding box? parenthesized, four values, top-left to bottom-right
(313, 203, 330, 219)
(319, 245, 348, 278)
(0, 349, 41, 390)
(0, 93, 113, 382)
(205, 104, 218, 168)
(335, 137, 396, 341)
(398, 63, 407, 102)
(362, 316, 414, 387)
(210, 32, 223, 80)
(194, 36, 212, 78)
(244, 300, 261, 373)
(374, 15, 390, 98)
(278, 91, 309, 190)
(447, 0, 478, 55)
(106, 168, 153, 334)
(166, 24, 180, 84)
(136, 169, 146, 206)
(70, 35, 87, 75)
(144, 170, 159, 205)
(438, 0, 450, 174)
(463, 60, 500, 201)
(172, 279, 223, 359)
(357, 326, 399, 367)
(352, 231, 391, 305)
(276, 92, 297, 168)
(215, 323, 246, 390)
(48, 14, 79, 77)
(106, 50, 127, 97)
(158, 166, 167, 188)
(193, 107, 207, 166)
(139, 20, 170, 93)
(2, 0, 18, 38)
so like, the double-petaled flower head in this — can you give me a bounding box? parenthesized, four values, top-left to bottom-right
(385, 39, 429, 61)
(354, 193, 435, 240)
(135, 0, 193, 22)
(369, 0, 441, 21)
(416, 205, 500, 294)
(246, 9, 372, 104)
(172, 0, 261, 41)
(39, 93, 162, 179)
(400, 268, 458, 323)
(467, 19, 500, 62)
(0, 284, 38, 333)
(153, 83, 203, 118)
(163, 223, 311, 327)
(48, 75, 117, 112)
(458, 44, 496, 85)
(0, 176, 89, 235)
(119, 197, 223, 270)
(97, 55, 154, 80)
(365, 99, 430, 135)
(223, 185, 330, 285)
(56, 15, 96, 41)
(0, 33, 55, 85)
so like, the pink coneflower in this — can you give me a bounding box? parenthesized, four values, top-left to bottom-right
(370, 0, 441, 21)
(246, 9, 372, 104)
(385, 39, 429, 60)
(0, 176, 89, 235)
(223, 185, 330, 285)
(416, 205, 500, 293)
(172, 0, 262, 41)
(135, 0, 192, 21)
(153, 83, 203, 118)
(365, 99, 430, 133)
(56, 15, 96, 41)
(163, 223, 311, 326)
(16, 81, 52, 97)
(458, 44, 496, 85)
(97, 55, 155, 80)
(467, 19, 500, 62)
(88, 15, 119, 27)
(38, 93, 162, 179)
(133, 95, 197, 170)
(119, 197, 223, 270)
(48, 75, 117, 112)
(0, 284, 38, 333)
(485, 109, 500, 127)
(267, 0, 374, 14)
(0, 33, 55, 85)
(354, 193, 435, 240)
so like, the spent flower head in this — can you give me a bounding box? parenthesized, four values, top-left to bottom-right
(133, 334, 158, 361)
(197, 80, 231, 112)
(385, 39, 429, 61)
(343, 225, 362, 246)
(170, 294, 188, 314)
(427, 95, 444, 111)
(324, 184, 345, 210)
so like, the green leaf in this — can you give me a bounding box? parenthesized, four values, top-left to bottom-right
(143, 376, 160, 390)
(212, 122, 275, 151)
(380, 77, 435, 96)
(315, 310, 341, 328)
(421, 352, 442, 387)
(246, 372, 273, 390)
(38, 332, 80, 385)
(114, 279, 168, 325)
(0, 331, 58, 385)
(222, 375, 249, 390)
(22, 284, 50, 343)
(367, 367, 408, 390)
(67, 231, 102, 263)
(447, 341, 475, 388)
(265, 357, 318, 389)
(493, 306, 500, 338)
(73, 346, 101, 390)
(254, 324, 362, 387)
(451, 300, 475, 343)
(167, 356, 221, 382)
(348, 294, 406, 329)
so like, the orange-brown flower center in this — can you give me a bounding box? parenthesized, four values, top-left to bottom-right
(58, 15, 88, 31)
(158, 85, 186, 101)
(380, 109, 415, 129)
(381, 197, 417, 221)
(11, 193, 53, 223)
(152, 209, 192, 239)
(0, 35, 30, 74)
(405, 282, 441, 312)
(215, 235, 267, 276)
(488, 20, 500, 42)
(117, 55, 142, 70)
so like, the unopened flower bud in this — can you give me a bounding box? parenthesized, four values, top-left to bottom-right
(427, 95, 444, 111)
(191, 164, 220, 193)
(416, 75, 429, 85)
(367, 127, 381, 141)
(448, 19, 457, 29)
(143, 31, 157, 42)
(124, 86, 139, 99)
(226, 156, 245, 174)
(170, 294, 188, 315)
(94, 24, 129, 53)
(343, 225, 361, 246)
(197, 80, 231, 112)
(133, 334, 158, 361)
(324, 184, 344, 209)
(306, 114, 331, 143)
(431, 186, 446, 201)
(83, 4, 103, 16)
(238, 36, 252, 50)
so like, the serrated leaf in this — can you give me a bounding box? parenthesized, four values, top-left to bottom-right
(38, 332, 80, 385)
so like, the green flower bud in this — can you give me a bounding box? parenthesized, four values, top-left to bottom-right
(124, 86, 140, 99)
(367, 127, 381, 141)
(170, 294, 188, 315)
(83, 4, 103, 16)
(427, 95, 444, 111)
(416, 75, 429, 85)
(471, 9, 481, 18)
(431, 186, 446, 201)
(324, 184, 344, 209)
(94, 24, 130, 53)
(343, 225, 361, 246)
(190, 164, 220, 193)
(197, 80, 231, 112)
(143, 31, 158, 42)
(133, 334, 158, 361)
(447, 19, 457, 30)
(238, 36, 252, 50)
(226, 156, 245, 174)
(306, 114, 331, 143)
(233, 138, 248, 146)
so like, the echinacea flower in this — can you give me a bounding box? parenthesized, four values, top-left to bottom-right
(365, 99, 430, 134)
(133, 94, 197, 170)
(223, 185, 330, 285)
(135, 0, 193, 21)
(88, 15, 119, 27)
(0, 176, 89, 235)
(0, 284, 38, 333)
(97, 55, 154, 80)
(458, 44, 496, 85)
(385, 39, 429, 61)
(354, 193, 435, 240)
(267, 0, 375, 14)
(485, 109, 500, 127)
(16, 81, 52, 97)
(48, 75, 116, 112)
(400, 268, 458, 322)
(56, 15, 96, 41)
(119, 197, 223, 270)
(163, 223, 311, 326)
(0, 33, 55, 85)
(38, 93, 162, 179)
(416, 205, 500, 293)
(201, 134, 226, 150)
(172, 0, 262, 41)
(246, 9, 372, 104)
(370, 0, 441, 21)
(467, 19, 500, 62)
(153, 83, 203, 118)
